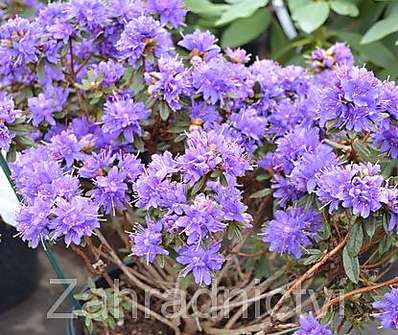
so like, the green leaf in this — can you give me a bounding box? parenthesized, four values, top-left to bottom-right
(183, 0, 228, 17)
(216, 0, 269, 26)
(343, 246, 360, 284)
(333, 31, 395, 68)
(159, 102, 171, 121)
(221, 9, 271, 48)
(330, 0, 359, 17)
(291, 2, 330, 33)
(361, 17, 398, 44)
(347, 223, 363, 257)
(250, 188, 272, 199)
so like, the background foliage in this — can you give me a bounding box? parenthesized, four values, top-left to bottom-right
(184, 0, 398, 79)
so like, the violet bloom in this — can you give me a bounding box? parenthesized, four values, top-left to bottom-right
(178, 30, 220, 61)
(89, 60, 125, 86)
(271, 126, 320, 174)
(51, 196, 100, 245)
(0, 92, 20, 124)
(320, 66, 382, 132)
(342, 163, 387, 218)
(0, 124, 14, 151)
(383, 188, 398, 234)
(80, 150, 116, 179)
(91, 167, 129, 214)
(0, 17, 40, 74)
(68, 0, 109, 33)
(102, 96, 150, 141)
(177, 243, 224, 286)
(49, 131, 85, 167)
(262, 207, 323, 258)
(230, 108, 266, 141)
(178, 127, 251, 184)
(293, 315, 332, 335)
(373, 121, 398, 158)
(11, 146, 63, 203)
(51, 175, 80, 200)
(17, 198, 52, 248)
(28, 85, 69, 126)
(175, 194, 225, 245)
(117, 153, 143, 182)
(146, 0, 186, 28)
(134, 175, 186, 210)
(116, 15, 172, 66)
(311, 42, 353, 71)
(289, 144, 338, 193)
(225, 48, 251, 64)
(272, 175, 303, 208)
(145, 56, 188, 111)
(130, 220, 169, 264)
(316, 165, 356, 214)
(190, 57, 253, 106)
(373, 288, 398, 330)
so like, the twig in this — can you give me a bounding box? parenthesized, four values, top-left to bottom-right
(318, 275, 398, 316)
(94, 229, 168, 301)
(271, 234, 348, 317)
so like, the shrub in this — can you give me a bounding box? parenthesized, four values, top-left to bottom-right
(1, 1, 398, 334)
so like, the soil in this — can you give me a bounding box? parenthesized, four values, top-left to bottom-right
(93, 316, 172, 335)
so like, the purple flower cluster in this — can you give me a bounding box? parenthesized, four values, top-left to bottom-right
(0, 92, 20, 150)
(317, 163, 387, 218)
(373, 288, 398, 330)
(294, 315, 332, 335)
(12, 145, 99, 247)
(102, 95, 150, 141)
(262, 207, 322, 258)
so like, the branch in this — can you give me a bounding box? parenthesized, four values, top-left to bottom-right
(271, 234, 348, 317)
(318, 275, 398, 316)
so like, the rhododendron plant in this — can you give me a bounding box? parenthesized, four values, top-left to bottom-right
(1, 1, 398, 334)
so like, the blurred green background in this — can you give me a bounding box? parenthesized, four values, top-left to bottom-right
(183, 0, 398, 79)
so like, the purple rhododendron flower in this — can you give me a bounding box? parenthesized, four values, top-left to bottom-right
(262, 207, 322, 258)
(373, 288, 398, 330)
(146, 0, 186, 28)
(293, 315, 332, 335)
(51, 196, 100, 245)
(342, 163, 387, 218)
(0, 17, 40, 75)
(175, 194, 225, 245)
(116, 15, 172, 66)
(130, 220, 169, 263)
(0, 123, 14, 151)
(102, 96, 150, 141)
(178, 127, 251, 183)
(91, 167, 129, 214)
(146, 56, 188, 110)
(373, 121, 398, 158)
(0, 92, 20, 123)
(178, 30, 220, 61)
(17, 198, 52, 248)
(89, 60, 125, 86)
(320, 66, 382, 132)
(28, 85, 69, 126)
(177, 243, 224, 285)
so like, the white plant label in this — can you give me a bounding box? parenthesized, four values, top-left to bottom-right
(0, 161, 20, 227)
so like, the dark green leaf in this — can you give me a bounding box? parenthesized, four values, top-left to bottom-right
(361, 17, 398, 44)
(347, 223, 363, 256)
(250, 188, 272, 199)
(291, 2, 330, 33)
(221, 9, 271, 48)
(159, 102, 171, 121)
(343, 246, 360, 284)
(330, 0, 359, 17)
(216, 0, 269, 26)
(184, 0, 228, 17)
